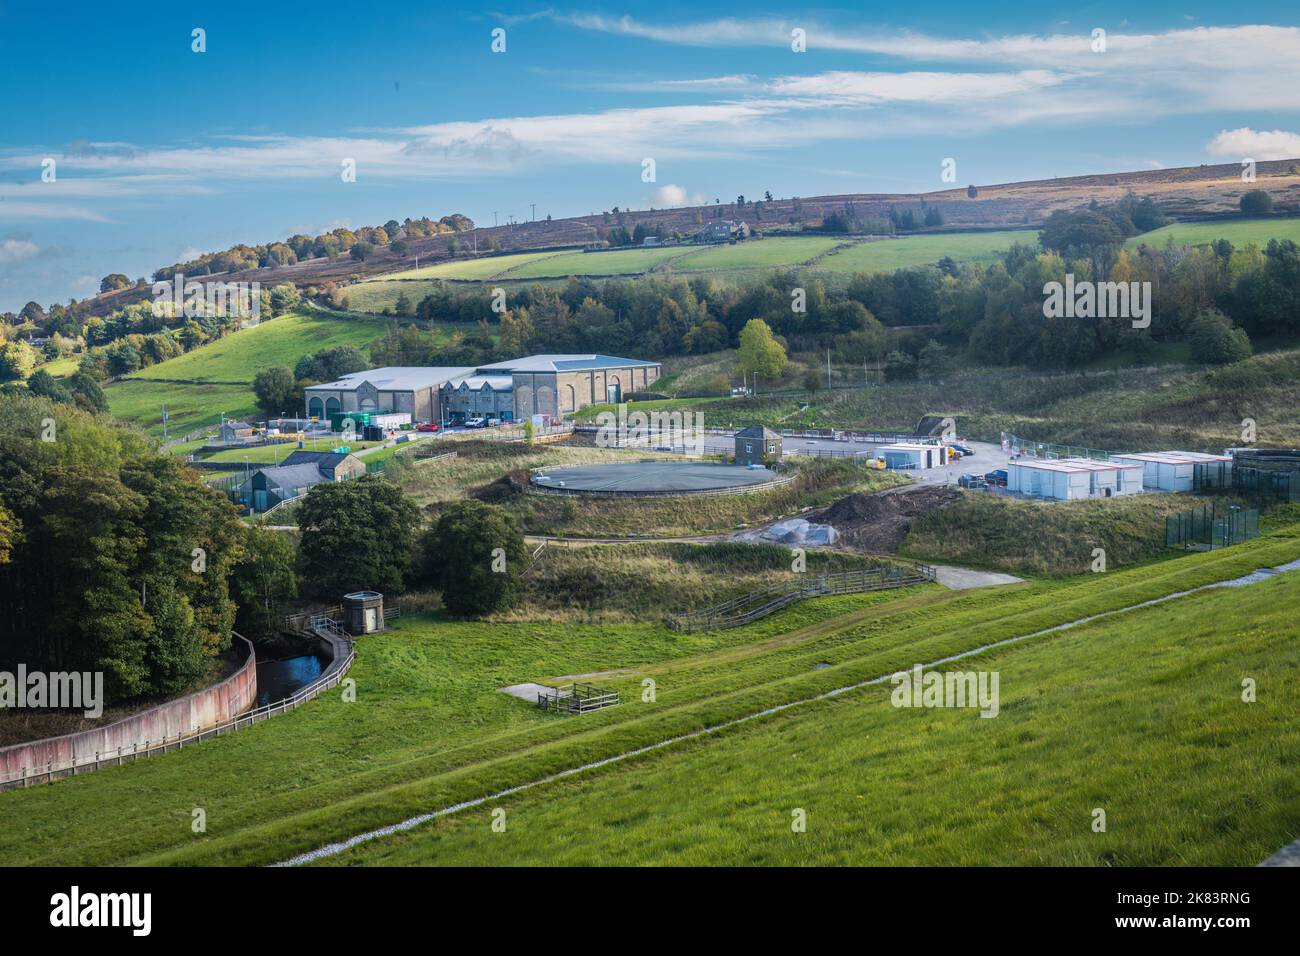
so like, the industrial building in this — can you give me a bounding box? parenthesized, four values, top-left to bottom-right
(879, 442, 946, 470)
(303, 354, 660, 425)
(1007, 458, 1143, 500)
(1110, 451, 1233, 492)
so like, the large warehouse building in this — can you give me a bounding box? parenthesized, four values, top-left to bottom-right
(303, 354, 660, 424)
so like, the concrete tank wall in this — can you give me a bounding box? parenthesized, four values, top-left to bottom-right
(0, 635, 256, 787)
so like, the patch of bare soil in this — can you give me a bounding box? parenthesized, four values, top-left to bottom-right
(814, 485, 960, 553)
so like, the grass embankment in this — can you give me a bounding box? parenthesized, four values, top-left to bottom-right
(813, 229, 1037, 273)
(501, 542, 894, 623)
(592, 348, 1300, 451)
(1, 528, 1297, 866)
(333, 562, 1300, 866)
(901, 491, 1248, 576)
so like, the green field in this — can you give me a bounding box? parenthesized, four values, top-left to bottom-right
(814, 230, 1038, 273)
(377, 250, 569, 280)
(507, 246, 690, 278)
(676, 235, 847, 271)
(1126, 216, 1300, 250)
(197, 436, 385, 464)
(129, 310, 390, 384)
(0, 530, 1296, 866)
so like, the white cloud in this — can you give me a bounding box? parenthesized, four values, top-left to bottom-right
(650, 184, 703, 208)
(0, 238, 39, 264)
(1206, 128, 1300, 161)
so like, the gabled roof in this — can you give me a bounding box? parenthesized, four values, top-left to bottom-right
(279, 450, 355, 470)
(735, 425, 782, 440)
(445, 374, 514, 391)
(253, 463, 327, 490)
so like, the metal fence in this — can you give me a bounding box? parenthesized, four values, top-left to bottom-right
(1166, 502, 1259, 550)
(1001, 432, 1112, 461)
(667, 563, 936, 632)
(536, 682, 621, 715)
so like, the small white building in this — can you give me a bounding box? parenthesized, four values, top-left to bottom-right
(879, 442, 946, 470)
(1008, 457, 1143, 500)
(1109, 451, 1233, 492)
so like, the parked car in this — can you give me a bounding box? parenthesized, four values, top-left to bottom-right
(464, 418, 487, 428)
(985, 469, 1008, 487)
(416, 422, 440, 432)
(950, 443, 974, 457)
(958, 473, 986, 489)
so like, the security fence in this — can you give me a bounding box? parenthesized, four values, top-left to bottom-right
(1166, 502, 1259, 550)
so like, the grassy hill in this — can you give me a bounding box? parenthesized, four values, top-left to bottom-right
(105, 309, 393, 436)
(591, 347, 1300, 452)
(0, 527, 1295, 866)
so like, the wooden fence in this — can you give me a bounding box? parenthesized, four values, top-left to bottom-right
(667, 563, 936, 632)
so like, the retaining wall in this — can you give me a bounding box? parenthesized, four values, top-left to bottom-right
(0, 635, 257, 789)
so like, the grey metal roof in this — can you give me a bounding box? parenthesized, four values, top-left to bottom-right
(305, 366, 474, 391)
(735, 425, 782, 439)
(475, 354, 659, 373)
(255, 463, 328, 490)
(445, 374, 514, 391)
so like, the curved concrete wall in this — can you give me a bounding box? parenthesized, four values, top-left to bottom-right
(0, 635, 256, 787)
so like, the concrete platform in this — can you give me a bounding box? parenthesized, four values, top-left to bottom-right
(498, 682, 561, 703)
(933, 565, 1025, 589)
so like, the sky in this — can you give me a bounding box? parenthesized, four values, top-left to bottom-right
(2, 1, 1300, 311)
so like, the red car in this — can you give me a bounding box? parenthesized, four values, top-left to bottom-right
(416, 422, 440, 432)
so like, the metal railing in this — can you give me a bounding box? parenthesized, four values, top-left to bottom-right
(667, 563, 936, 632)
(536, 682, 621, 715)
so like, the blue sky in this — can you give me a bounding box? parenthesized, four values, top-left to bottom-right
(3, 1, 1300, 311)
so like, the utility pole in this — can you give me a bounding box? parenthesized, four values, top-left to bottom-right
(492, 211, 500, 227)
(530, 203, 536, 222)
(827, 349, 832, 389)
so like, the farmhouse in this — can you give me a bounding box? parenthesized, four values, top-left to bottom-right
(1008, 458, 1143, 500)
(1110, 451, 1233, 492)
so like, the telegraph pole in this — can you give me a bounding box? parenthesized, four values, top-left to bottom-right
(530, 203, 536, 222)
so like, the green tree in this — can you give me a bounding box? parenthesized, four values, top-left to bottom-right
(421, 500, 527, 616)
(737, 319, 788, 380)
(0, 341, 37, 381)
(230, 526, 298, 639)
(269, 283, 301, 315)
(99, 273, 131, 293)
(297, 476, 420, 597)
(884, 350, 918, 381)
(1188, 310, 1253, 365)
(252, 366, 296, 417)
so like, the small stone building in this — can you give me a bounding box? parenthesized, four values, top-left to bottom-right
(342, 591, 385, 635)
(735, 425, 782, 466)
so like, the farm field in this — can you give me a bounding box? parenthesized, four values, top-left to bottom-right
(377, 250, 568, 280)
(506, 246, 691, 278)
(813, 230, 1037, 273)
(1125, 216, 1300, 250)
(675, 235, 848, 271)
(0, 529, 1295, 867)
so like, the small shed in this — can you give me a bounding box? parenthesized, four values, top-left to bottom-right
(342, 591, 385, 635)
(879, 442, 945, 470)
(735, 425, 782, 466)
(220, 420, 255, 443)
(1008, 458, 1143, 500)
